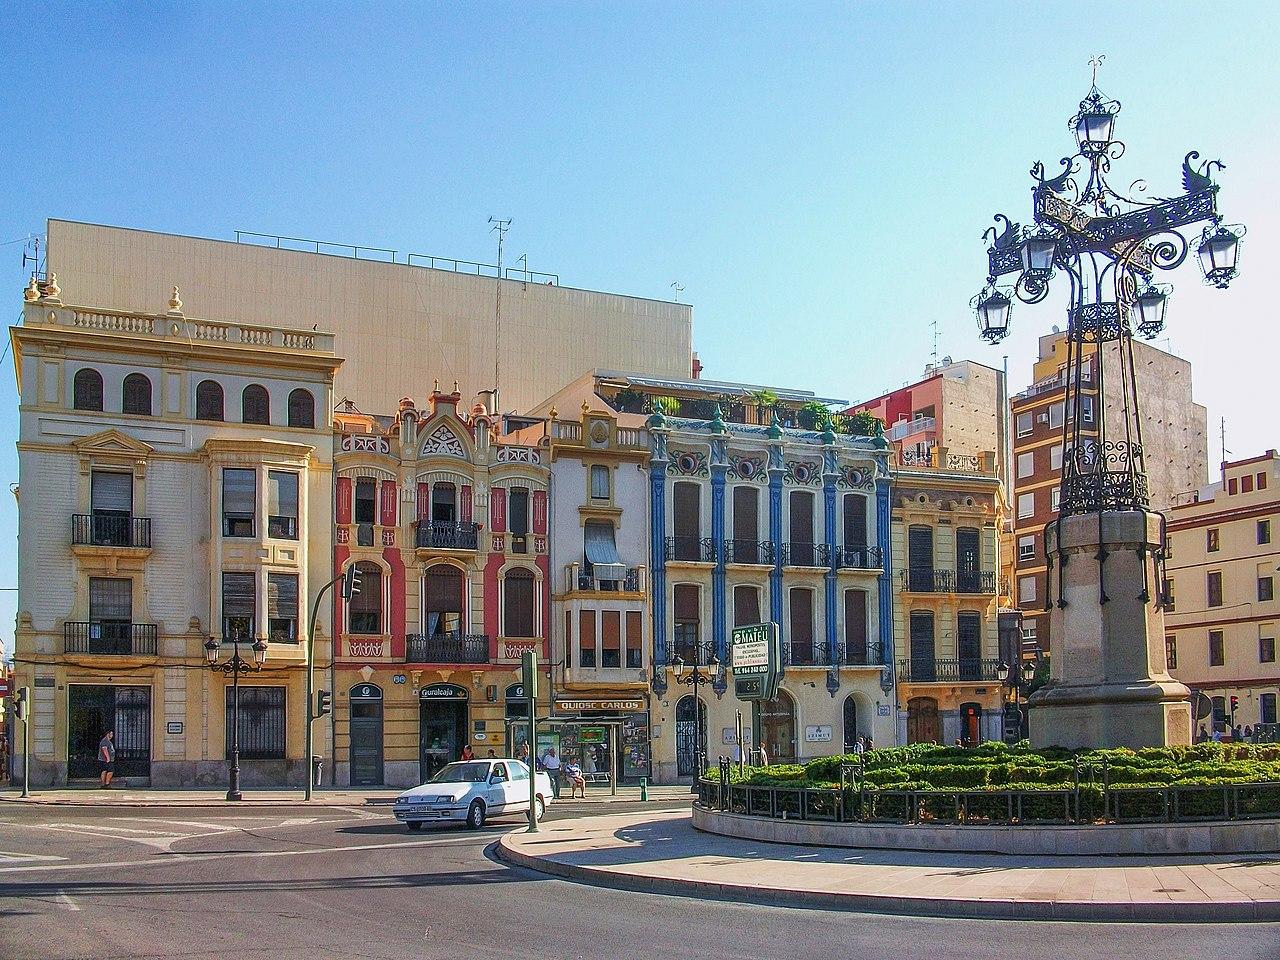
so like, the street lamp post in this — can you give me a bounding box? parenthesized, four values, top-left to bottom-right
(971, 59, 1246, 749)
(997, 658, 1039, 741)
(205, 630, 268, 802)
(672, 641, 723, 784)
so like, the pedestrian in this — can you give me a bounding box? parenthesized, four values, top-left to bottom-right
(1212, 725, 1223, 743)
(757, 744, 769, 767)
(98, 730, 116, 788)
(1244, 725, 1254, 741)
(1233, 724, 1243, 742)
(486, 749, 496, 758)
(564, 758, 586, 798)
(864, 736, 874, 752)
(541, 747, 562, 798)
(852, 737, 865, 756)
(460, 744, 475, 762)
(517, 741, 530, 764)
(1196, 724, 1208, 743)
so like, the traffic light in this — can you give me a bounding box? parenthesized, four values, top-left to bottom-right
(316, 689, 332, 718)
(1230, 695, 1240, 715)
(342, 565, 361, 601)
(14, 686, 29, 722)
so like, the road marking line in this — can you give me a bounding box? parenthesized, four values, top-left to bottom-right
(56, 890, 80, 911)
(0, 833, 493, 875)
(0, 851, 65, 865)
(111, 817, 235, 831)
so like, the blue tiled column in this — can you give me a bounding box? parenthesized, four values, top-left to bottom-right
(768, 445, 785, 646)
(876, 474, 893, 679)
(649, 429, 670, 697)
(710, 447, 728, 665)
(823, 453, 839, 696)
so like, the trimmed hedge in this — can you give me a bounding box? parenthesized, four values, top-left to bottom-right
(707, 741, 1280, 793)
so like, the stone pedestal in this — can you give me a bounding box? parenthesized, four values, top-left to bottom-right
(1028, 510, 1191, 750)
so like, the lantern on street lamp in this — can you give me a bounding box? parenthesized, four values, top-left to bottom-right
(204, 636, 219, 665)
(1196, 223, 1245, 288)
(1020, 227, 1059, 280)
(973, 285, 1012, 344)
(1131, 283, 1171, 339)
(996, 661, 1010, 684)
(1071, 91, 1118, 155)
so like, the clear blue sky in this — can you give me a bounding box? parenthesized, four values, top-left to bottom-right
(0, 1, 1276, 657)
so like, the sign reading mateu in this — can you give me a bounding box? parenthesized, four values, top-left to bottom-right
(731, 623, 782, 701)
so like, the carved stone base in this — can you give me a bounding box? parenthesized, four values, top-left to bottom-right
(1028, 509, 1191, 749)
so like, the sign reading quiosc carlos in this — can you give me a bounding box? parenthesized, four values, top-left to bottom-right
(730, 622, 781, 701)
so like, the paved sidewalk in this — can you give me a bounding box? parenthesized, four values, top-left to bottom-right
(0, 784, 693, 808)
(498, 809, 1280, 922)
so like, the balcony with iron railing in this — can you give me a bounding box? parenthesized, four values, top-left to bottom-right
(405, 632, 491, 664)
(568, 562, 644, 594)
(665, 536, 717, 563)
(901, 569, 996, 594)
(724, 539, 776, 565)
(888, 416, 936, 442)
(897, 657, 1003, 683)
(64, 621, 158, 656)
(781, 542, 825, 568)
(71, 514, 152, 550)
(415, 521, 481, 551)
(833, 544, 882, 569)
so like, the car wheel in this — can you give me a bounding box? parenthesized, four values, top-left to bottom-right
(406, 821, 423, 831)
(466, 800, 486, 830)
(527, 796, 546, 823)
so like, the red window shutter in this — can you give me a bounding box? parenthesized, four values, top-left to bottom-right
(533, 490, 547, 535)
(490, 487, 506, 532)
(417, 482, 430, 521)
(460, 484, 473, 523)
(336, 477, 352, 525)
(380, 480, 398, 526)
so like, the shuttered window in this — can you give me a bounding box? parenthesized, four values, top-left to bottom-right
(349, 562, 382, 634)
(89, 577, 132, 621)
(196, 380, 224, 421)
(222, 469, 256, 538)
(242, 384, 270, 425)
(844, 589, 868, 663)
(579, 609, 596, 667)
(222, 572, 256, 639)
(790, 588, 815, 663)
(843, 494, 867, 548)
(625, 610, 643, 668)
(91, 471, 132, 514)
(602, 611, 621, 667)
(122, 373, 152, 416)
(287, 389, 314, 428)
(673, 583, 700, 660)
(73, 369, 103, 411)
(504, 568, 536, 638)
(733, 584, 761, 628)
(267, 573, 298, 642)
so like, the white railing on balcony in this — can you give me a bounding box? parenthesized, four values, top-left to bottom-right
(888, 416, 936, 441)
(34, 304, 335, 352)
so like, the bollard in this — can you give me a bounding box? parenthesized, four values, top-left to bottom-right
(639, 776, 648, 801)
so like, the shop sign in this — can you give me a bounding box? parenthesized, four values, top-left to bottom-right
(419, 683, 468, 700)
(722, 727, 752, 745)
(167, 721, 183, 735)
(804, 725, 833, 743)
(731, 622, 781, 701)
(351, 684, 382, 700)
(555, 699, 644, 712)
(579, 726, 607, 744)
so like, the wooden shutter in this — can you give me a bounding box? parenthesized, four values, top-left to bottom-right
(417, 482, 430, 521)
(460, 484, 473, 523)
(336, 477, 353, 525)
(490, 487, 506, 532)
(533, 489, 547, 534)
(380, 480, 398, 527)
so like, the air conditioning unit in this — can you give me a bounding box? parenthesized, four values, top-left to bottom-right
(594, 562, 627, 582)
(1037, 413, 1049, 424)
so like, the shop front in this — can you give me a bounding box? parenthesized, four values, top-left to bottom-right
(547, 695, 651, 786)
(418, 683, 469, 782)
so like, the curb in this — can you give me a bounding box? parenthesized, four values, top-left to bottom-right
(0, 795, 396, 809)
(495, 832, 1280, 923)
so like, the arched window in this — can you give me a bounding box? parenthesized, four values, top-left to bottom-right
(121, 373, 152, 416)
(759, 690, 796, 764)
(423, 564, 464, 637)
(73, 368, 103, 411)
(196, 380, 224, 421)
(675, 695, 708, 777)
(348, 562, 382, 634)
(242, 384, 270, 425)
(503, 568, 536, 638)
(287, 388, 315, 428)
(843, 695, 860, 752)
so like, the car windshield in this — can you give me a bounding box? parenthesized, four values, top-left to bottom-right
(427, 762, 490, 784)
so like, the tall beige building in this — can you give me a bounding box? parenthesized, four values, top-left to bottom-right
(11, 280, 339, 786)
(44, 219, 694, 416)
(1164, 452, 1280, 735)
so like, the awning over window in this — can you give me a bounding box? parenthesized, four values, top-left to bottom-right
(584, 522, 622, 567)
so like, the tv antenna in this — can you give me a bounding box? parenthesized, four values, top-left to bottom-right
(930, 318, 940, 367)
(488, 217, 511, 409)
(22, 235, 43, 281)
(671, 281, 684, 303)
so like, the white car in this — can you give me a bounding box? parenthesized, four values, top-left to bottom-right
(393, 758, 553, 830)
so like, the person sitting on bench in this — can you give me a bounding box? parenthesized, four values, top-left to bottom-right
(564, 759, 587, 798)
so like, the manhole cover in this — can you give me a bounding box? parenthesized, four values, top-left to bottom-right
(1155, 888, 1185, 893)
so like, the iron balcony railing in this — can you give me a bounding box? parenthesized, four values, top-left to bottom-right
(724, 539, 777, 564)
(833, 545, 881, 569)
(72, 514, 152, 548)
(843, 641, 884, 667)
(415, 521, 481, 551)
(781, 542, 824, 567)
(405, 632, 490, 664)
(896, 657, 1003, 683)
(901, 569, 996, 593)
(577, 567, 642, 592)
(782, 640, 839, 667)
(64, 621, 158, 656)
(666, 536, 717, 563)
(665, 642, 719, 667)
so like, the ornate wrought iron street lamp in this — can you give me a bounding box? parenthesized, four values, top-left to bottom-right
(672, 642, 723, 783)
(974, 60, 1244, 522)
(205, 630, 268, 801)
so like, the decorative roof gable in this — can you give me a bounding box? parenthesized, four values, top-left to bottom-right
(421, 423, 467, 460)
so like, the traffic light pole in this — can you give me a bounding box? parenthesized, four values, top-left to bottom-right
(305, 573, 345, 801)
(522, 651, 539, 833)
(18, 687, 30, 799)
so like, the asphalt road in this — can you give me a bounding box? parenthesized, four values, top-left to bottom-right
(0, 802, 1276, 960)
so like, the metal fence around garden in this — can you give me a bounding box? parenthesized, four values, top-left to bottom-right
(695, 759, 1280, 826)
